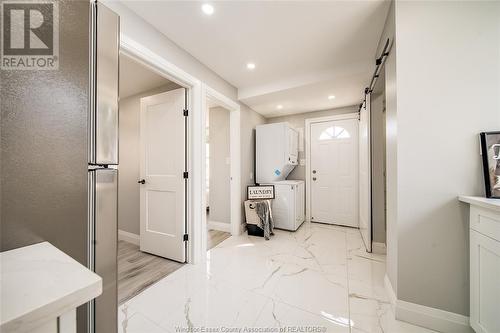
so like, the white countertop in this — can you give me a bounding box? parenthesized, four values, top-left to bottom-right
(459, 196, 500, 212)
(0, 242, 102, 333)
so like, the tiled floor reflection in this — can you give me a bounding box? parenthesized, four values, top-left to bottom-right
(119, 222, 437, 333)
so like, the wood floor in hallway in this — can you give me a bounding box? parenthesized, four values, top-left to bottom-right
(118, 229, 231, 304)
(207, 229, 231, 250)
(118, 240, 184, 304)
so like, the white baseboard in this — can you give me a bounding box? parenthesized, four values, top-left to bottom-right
(396, 299, 472, 333)
(384, 274, 397, 307)
(372, 242, 387, 254)
(118, 229, 140, 246)
(384, 274, 472, 333)
(207, 220, 231, 232)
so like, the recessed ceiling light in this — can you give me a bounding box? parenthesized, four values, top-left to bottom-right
(328, 95, 336, 100)
(246, 63, 256, 70)
(276, 105, 283, 110)
(201, 3, 214, 15)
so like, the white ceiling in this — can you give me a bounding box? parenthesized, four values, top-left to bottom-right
(119, 54, 174, 98)
(124, 1, 390, 117)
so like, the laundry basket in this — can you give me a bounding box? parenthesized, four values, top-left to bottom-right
(244, 200, 265, 237)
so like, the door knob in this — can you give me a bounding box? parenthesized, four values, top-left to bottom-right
(138, 179, 146, 184)
(312, 170, 317, 174)
(312, 177, 317, 181)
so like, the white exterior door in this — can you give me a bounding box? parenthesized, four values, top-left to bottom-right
(139, 88, 186, 262)
(310, 118, 359, 227)
(359, 96, 372, 252)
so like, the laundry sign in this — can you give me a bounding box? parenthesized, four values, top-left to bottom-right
(247, 185, 275, 200)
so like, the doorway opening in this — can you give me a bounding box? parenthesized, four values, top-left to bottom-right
(117, 53, 187, 304)
(200, 85, 242, 255)
(205, 101, 232, 250)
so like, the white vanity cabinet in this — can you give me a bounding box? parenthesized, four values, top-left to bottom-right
(0, 242, 102, 333)
(459, 196, 500, 333)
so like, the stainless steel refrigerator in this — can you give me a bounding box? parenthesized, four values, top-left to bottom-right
(0, 1, 119, 332)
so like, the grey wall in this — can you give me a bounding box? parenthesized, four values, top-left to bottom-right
(208, 107, 231, 224)
(394, 1, 500, 316)
(0, 0, 91, 265)
(118, 83, 179, 235)
(266, 106, 358, 181)
(240, 105, 267, 216)
(378, 1, 398, 294)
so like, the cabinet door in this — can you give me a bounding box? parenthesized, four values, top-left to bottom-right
(470, 230, 500, 333)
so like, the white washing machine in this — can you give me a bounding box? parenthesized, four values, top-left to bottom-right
(268, 180, 305, 231)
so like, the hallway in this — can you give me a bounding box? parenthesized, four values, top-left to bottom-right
(118, 223, 436, 332)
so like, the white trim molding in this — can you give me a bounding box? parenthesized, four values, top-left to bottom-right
(384, 274, 397, 307)
(202, 84, 242, 243)
(118, 230, 140, 246)
(120, 34, 203, 264)
(396, 300, 472, 333)
(207, 221, 231, 233)
(384, 274, 472, 333)
(372, 242, 387, 254)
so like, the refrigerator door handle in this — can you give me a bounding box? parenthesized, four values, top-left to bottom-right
(88, 2, 97, 164)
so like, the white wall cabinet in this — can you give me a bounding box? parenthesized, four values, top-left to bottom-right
(470, 229, 500, 333)
(460, 197, 500, 333)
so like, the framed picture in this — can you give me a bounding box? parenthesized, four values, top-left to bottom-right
(247, 185, 275, 200)
(480, 131, 500, 198)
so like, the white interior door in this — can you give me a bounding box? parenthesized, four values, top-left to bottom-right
(140, 88, 186, 262)
(310, 118, 359, 227)
(359, 95, 372, 252)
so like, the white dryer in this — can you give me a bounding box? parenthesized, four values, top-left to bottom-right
(256, 122, 299, 184)
(269, 180, 305, 231)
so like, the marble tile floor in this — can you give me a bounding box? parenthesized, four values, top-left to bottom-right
(118, 222, 437, 333)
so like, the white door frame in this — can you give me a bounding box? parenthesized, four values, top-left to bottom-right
(120, 35, 205, 264)
(305, 113, 360, 223)
(202, 84, 242, 252)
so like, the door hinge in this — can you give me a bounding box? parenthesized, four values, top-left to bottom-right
(183, 171, 189, 179)
(183, 109, 189, 117)
(183, 234, 189, 241)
